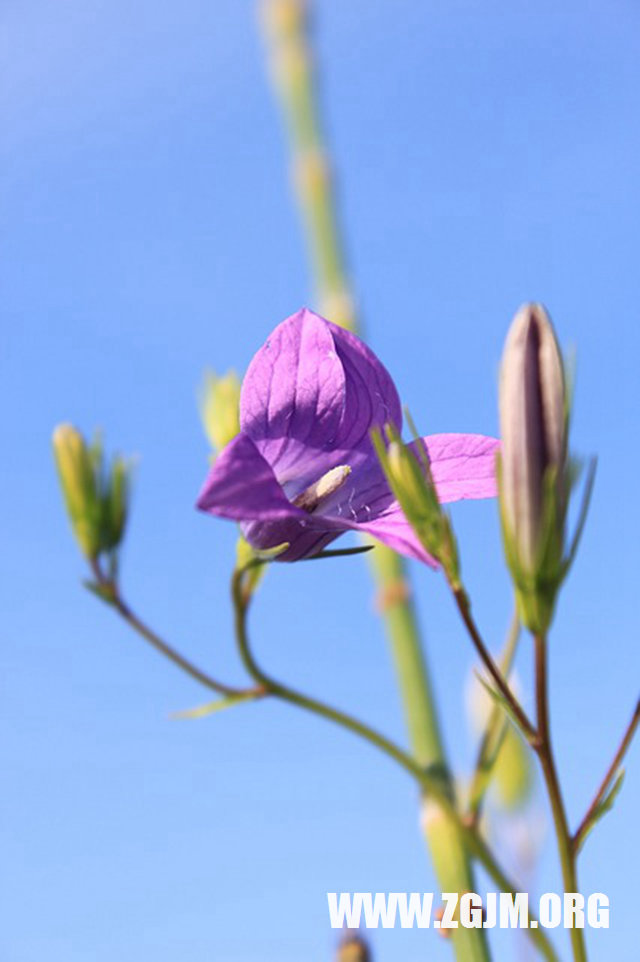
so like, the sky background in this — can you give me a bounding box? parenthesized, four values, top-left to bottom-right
(2, 1, 639, 960)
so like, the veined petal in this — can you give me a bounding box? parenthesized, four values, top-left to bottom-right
(415, 434, 499, 503)
(240, 308, 346, 463)
(196, 432, 306, 522)
(240, 308, 402, 491)
(347, 508, 439, 568)
(329, 317, 402, 450)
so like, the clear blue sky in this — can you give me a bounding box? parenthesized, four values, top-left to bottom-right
(2, 2, 638, 960)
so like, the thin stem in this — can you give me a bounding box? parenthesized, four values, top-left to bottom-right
(534, 634, 587, 962)
(467, 610, 520, 826)
(573, 696, 640, 853)
(451, 585, 536, 742)
(232, 568, 559, 962)
(90, 559, 260, 698)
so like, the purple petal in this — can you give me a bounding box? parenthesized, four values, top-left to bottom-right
(329, 316, 402, 450)
(196, 432, 307, 522)
(242, 517, 342, 562)
(349, 508, 439, 568)
(317, 455, 437, 565)
(416, 434, 500, 503)
(240, 308, 402, 491)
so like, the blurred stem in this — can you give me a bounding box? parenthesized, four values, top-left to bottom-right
(534, 634, 587, 962)
(260, 0, 354, 330)
(260, 4, 491, 959)
(89, 559, 259, 698)
(467, 610, 520, 825)
(232, 566, 558, 962)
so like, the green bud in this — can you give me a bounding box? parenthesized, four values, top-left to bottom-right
(200, 370, 241, 454)
(52, 424, 102, 558)
(103, 455, 131, 551)
(53, 424, 132, 562)
(373, 425, 459, 580)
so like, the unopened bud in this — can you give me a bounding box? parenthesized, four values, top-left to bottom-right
(103, 455, 130, 551)
(53, 424, 101, 558)
(200, 370, 241, 454)
(498, 304, 568, 630)
(53, 424, 132, 561)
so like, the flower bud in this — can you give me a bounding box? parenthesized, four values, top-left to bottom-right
(53, 424, 132, 561)
(52, 424, 102, 558)
(200, 370, 241, 454)
(378, 431, 458, 580)
(498, 304, 568, 629)
(103, 454, 130, 551)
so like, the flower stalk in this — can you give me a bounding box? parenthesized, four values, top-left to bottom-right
(534, 633, 587, 962)
(259, 4, 492, 959)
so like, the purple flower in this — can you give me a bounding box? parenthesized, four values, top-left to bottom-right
(197, 309, 498, 564)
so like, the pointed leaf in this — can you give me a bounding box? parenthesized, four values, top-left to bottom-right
(475, 671, 532, 742)
(576, 769, 625, 853)
(171, 690, 262, 720)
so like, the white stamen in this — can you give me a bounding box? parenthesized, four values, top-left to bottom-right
(292, 465, 352, 513)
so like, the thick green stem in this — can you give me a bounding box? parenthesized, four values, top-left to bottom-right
(260, 4, 491, 957)
(534, 634, 588, 962)
(368, 550, 490, 961)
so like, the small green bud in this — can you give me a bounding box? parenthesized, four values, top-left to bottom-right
(374, 426, 458, 579)
(103, 455, 130, 551)
(200, 370, 241, 454)
(52, 424, 102, 558)
(53, 424, 132, 562)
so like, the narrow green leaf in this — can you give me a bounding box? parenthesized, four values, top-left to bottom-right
(171, 690, 261, 720)
(576, 769, 625, 853)
(304, 545, 375, 561)
(475, 672, 532, 743)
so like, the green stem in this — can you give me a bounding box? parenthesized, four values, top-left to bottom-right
(260, 6, 492, 958)
(90, 559, 256, 698)
(232, 568, 558, 962)
(451, 584, 536, 743)
(368, 549, 493, 962)
(534, 634, 587, 962)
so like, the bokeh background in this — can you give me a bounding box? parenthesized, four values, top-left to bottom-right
(2, 1, 639, 959)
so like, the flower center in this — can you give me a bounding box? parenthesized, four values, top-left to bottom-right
(292, 464, 351, 513)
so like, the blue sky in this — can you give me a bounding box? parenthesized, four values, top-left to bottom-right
(2, 1, 639, 959)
